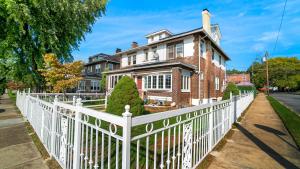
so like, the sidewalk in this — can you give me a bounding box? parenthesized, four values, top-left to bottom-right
(208, 93, 300, 169)
(0, 94, 48, 169)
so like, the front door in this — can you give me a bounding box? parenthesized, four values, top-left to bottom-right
(136, 76, 143, 98)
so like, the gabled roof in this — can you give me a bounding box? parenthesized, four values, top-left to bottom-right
(85, 53, 120, 66)
(145, 29, 173, 38)
(115, 27, 230, 60)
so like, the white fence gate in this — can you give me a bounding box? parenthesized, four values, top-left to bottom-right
(16, 91, 254, 169)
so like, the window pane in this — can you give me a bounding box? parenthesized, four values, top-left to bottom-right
(158, 75, 164, 89)
(167, 45, 174, 59)
(152, 76, 157, 89)
(133, 55, 136, 64)
(176, 43, 183, 57)
(165, 74, 171, 89)
(128, 56, 131, 65)
(144, 76, 147, 89)
(147, 76, 152, 89)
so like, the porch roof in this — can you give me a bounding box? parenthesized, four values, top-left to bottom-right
(104, 61, 197, 74)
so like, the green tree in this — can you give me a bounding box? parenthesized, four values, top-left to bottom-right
(106, 76, 144, 116)
(0, 0, 108, 86)
(100, 68, 108, 92)
(249, 57, 300, 90)
(226, 69, 246, 75)
(222, 82, 239, 100)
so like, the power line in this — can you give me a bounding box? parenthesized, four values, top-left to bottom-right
(272, 0, 288, 55)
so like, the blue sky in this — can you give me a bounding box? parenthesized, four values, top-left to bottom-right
(72, 0, 300, 71)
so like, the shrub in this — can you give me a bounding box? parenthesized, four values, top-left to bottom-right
(237, 85, 257, 96)
(222, 82, 240, 100)
(106, 76, 144, 116)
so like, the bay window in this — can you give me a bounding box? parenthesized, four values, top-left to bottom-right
(165, 74, 171, 89)
(144, 74, 172, 90)
(109, 75, 123, 89)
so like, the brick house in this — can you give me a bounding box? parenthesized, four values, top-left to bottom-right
(105, 9, 230, 107)
(227, 73, 251, 84)
(77, 53, 120, 93)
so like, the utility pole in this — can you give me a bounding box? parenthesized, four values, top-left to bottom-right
(263, 52, 270, 95)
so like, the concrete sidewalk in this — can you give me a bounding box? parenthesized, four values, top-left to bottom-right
(0, 94, 48, 169)
(208, 93, 300, 169)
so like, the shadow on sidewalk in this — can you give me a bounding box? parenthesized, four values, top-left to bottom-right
(236, 124, 299, 169)
(255, 124, 299, 151)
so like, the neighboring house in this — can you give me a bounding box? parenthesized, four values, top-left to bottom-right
(77, 53, 120, 93)
(227, 73, 251, 85)
(105, 9, 230, 107)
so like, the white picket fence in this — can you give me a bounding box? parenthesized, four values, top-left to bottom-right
(16, 91, 254, 169)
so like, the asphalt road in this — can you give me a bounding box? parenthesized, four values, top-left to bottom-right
(270, 93, 300, 115)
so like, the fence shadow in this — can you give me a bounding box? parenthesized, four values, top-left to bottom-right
(236, 124, 299, 169)
(254, 124, 299, 151)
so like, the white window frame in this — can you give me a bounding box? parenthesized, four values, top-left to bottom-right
(181, 71, 191, 92)
(95, 64, 101, 73)
(200, 40, 206, 58)
(78, 80, 86, 91)
(91, 80, 100, 91)
(175, 43, 184, 57)
(109, 75, 123, 89)
(143, 74, 172, 90)
(215, 76, 220, 90)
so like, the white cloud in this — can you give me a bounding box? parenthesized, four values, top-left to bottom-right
(257, 31, 278, 42)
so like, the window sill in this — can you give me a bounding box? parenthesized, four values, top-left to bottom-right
(181, 90, 190, 93)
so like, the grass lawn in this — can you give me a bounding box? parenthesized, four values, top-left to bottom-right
(267, 96, 300, 149)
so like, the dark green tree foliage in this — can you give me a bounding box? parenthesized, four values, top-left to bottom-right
(249, 57, 300, 90)
(0, 0, 107, 86)
(106, 76, 144, 116)
(222, 82, 240, 100)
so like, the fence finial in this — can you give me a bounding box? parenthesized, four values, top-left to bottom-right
(76, 98, 82, 107)
(54, 95, 58, 102)
(123, 105, 131, 117)
(73, 96, 76, 106)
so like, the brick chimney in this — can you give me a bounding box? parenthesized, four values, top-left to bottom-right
(202, 8, 211, 36)
(115, 48, 122, 53)
(131, 42, 138, 48)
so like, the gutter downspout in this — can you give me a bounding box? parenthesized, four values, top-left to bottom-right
(199, 35, 208, 104)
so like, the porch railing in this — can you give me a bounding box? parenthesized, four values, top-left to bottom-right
(16, 90, 254, 169)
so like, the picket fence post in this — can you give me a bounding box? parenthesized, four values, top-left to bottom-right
(73, 98, 82, 169)
(208, 104, 214, 151)
(122, 105, 132, 169)
(50, 95, 58, 157)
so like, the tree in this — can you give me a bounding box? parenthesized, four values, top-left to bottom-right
(40, 53, 83, 93)
(100, 68, 108, 92)
(222, 82, 239, 100)
(227, 69, 246, 75)
(106, 76, 144, 116)
(0, 0, 108, 86)
(249, 57, 300, 91)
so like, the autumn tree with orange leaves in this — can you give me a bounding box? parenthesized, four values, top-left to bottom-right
(40, 54, 83, 93)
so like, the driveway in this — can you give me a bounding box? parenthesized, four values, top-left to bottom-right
(270, 93, 300, 115)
